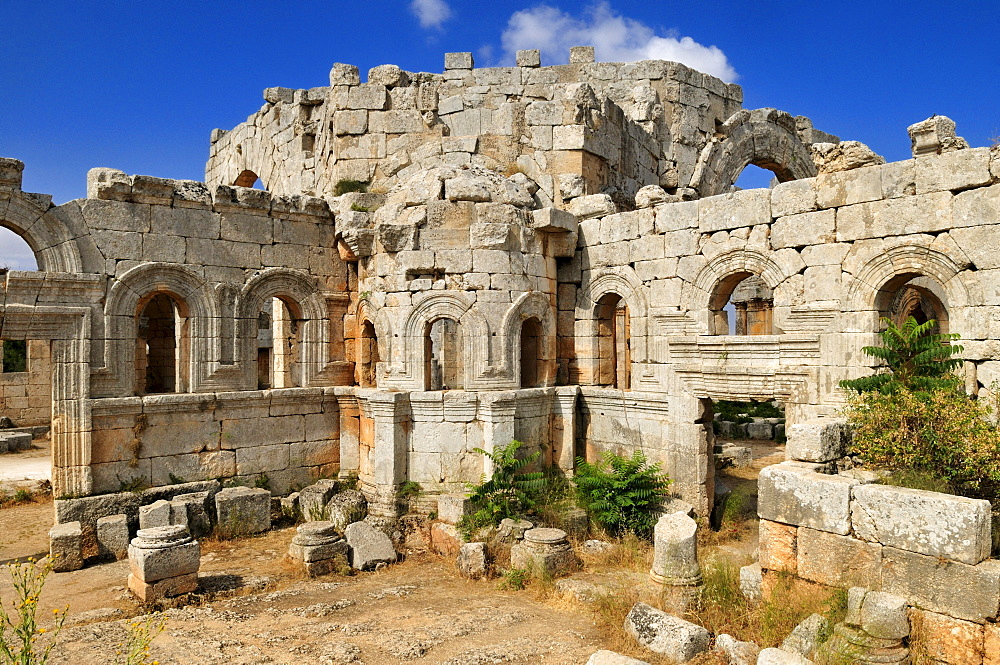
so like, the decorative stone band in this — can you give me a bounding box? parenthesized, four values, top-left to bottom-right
(649, 569, 703, 587)
(131, 524, 193, 549)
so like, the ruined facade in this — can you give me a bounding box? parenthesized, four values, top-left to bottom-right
(3, 48, 999, 518)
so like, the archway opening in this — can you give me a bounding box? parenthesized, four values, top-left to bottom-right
(732, 163, 779, 191)
(520, 317, 543, 388)
(259, 297, 302, 389)
(358, 320, 380, 388)
(136, 292, 188, 394)
(424, 317, 463, 390)
(710, 272, 773, 335)
(596, 293, 630, 389)
(878, 274, 949, 335)
(0, 226, 38, 271)
(234, 170, 262, 189)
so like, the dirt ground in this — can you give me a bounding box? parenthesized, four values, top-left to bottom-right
(0, 440, 784, 665)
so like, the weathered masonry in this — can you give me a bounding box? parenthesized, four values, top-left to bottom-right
(3, 48, 1000, 518)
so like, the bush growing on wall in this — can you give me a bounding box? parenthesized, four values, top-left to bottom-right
(460, 440, 546, 535)
(574, 450, 672, 538)
(841, 316, 1000, 498)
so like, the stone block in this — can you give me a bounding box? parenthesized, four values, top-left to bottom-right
(170, 492, 213, 539)
(698, 189, 770, 233)
(915, 146, 992, 194)
(127, 572, 197, 602)
(851, 483, 992, 565)
(96, 514, 129, 561)
(437, 494, 472, 525)
(745, 422, 773, 440)
(757, 462, 855, 534)
(444, 52, 473, 70)
(739, 563, 762, 602)
(431, 522, 462, 556)
(785, 419, 847, 463)
(882, 547, 1000, 622)
(860, 590, 909, 640)
(624, 602, 710, 662)
(771, 210, 836, 249)
(457, 542, 487, 579)
(585, 651, 650, 665)
(49, 521, 83, 572)
(127, 526, 200, 583)
(797, 527, 882, 589)
(516, 49, 541, 68)
(138, 499, 172, 530)
(345, 521, 396, 570)
(569, 46, 595, 63)
(214, 487, 271, 538)
(756, 648, 812, 665)
(650, 512, 700, 585)
(558, 507, 589, 540)
(568, 194, 615, 220)
(909, 608, 984, 665)
(299, 479, 340, 521)
(325, 490, 367, 531)
(781, 613, 828, 658)
(713, 634, 759, 665)
(510, 528, 578, 578)
(287, 522, 348, 565)
(770, 178, 817, 217)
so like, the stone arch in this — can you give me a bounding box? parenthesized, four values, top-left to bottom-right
(236, 268, 328, 388)
(692, 108, 817, 198)
(846, 244, 977, 315)
(233, 170, 260, 188)
(103, 263, 215, 395)
(500, 291, 557, 388)
(397, 292, 488, 390)
(356, 297, 393, 388)
(577, 267, 648, 386)
(692, 249, 791, 335)
(2, 191, 84, 273)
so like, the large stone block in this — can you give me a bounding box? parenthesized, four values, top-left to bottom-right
(882, 547, 1000, 622)
(326, 490, 368, 531)
(909, 608, 984, 665)
(851, 484, 992, 565)
(127, 525, 200, 583)
(757, 462, 855, 534)
(624, 603, 710, 662)
(798, 527, 882, 589)
(784, 419, 847, 463)
(214, 487, 271, 538)
(345, 521, 396, 570)
(585, 651, 650, 665)
(759, 520, 797, 572)
(457, 542, 487, 579)
(49, 521, 83, 572)
(698, 189, 770, 233)
(756, 648, 813, 665)
(437, 494, 472, 525)
(96, 514, 129, 561)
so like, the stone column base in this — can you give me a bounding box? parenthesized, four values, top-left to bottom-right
(127, 572, 197, 602)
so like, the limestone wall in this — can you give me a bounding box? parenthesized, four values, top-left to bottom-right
(0, 340, 51, 426)
(758, 421, 1000, 663)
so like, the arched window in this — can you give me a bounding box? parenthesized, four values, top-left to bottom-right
(596, 294, 630, 389)
(710, 272, 773, 335)
(424, 318, 462, 390)
(879, 274, 949, 334)
(136, 292, 189, 394)
(0, 226, 38, 271)
(358, 320, 380, 388)
(233, 170, 261, 188)
(520, 318, 543, 388)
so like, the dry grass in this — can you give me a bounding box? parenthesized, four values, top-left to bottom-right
(690, 560, 847, 649)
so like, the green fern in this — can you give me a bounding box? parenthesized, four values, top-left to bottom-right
(574, 450, 672, 539)
(461, 440, 546, 534)
(840, 316, 963, 394)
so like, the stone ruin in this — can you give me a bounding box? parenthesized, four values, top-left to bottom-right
(1, 46, 999, 535)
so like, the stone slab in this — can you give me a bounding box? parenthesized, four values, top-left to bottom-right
(882, 547, 1000, 622)
(757, 462, 855, 535)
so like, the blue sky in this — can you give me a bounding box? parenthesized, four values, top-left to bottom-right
(2, 1, 999, 267)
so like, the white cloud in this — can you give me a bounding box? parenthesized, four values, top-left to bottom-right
(411, 0, 452, 29)
(500, 3, 738, 82)
(0, 227, 37, 271)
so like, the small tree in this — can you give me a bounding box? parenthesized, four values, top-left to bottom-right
(574, 451, 672, 539)
(839, 317, 963, 394)
(462, 440, 546, 533)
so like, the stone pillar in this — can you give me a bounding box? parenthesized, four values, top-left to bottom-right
(478, 391, 517, 477)
(650, 512, 702, 612)
(551, 386, 580, 473)
(821, 588, 910, 664)
(287, 521, 349, 576)
(127, 525, 200, 601)
(510, 527, 578, 577)
(334, 387, 361, 480)
(50, 333, 93, 498)
(368, 391, 408, 518)
(668, 396, 714, 516)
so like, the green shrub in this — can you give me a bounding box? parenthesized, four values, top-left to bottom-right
(333, 179, 368, 196)
(574, 450, 671, 539)
(459, 440, 546, 536)
(845, 387, 1000, 498)
(840, 316, 963, 394)
(2, 341, 27, 373)
(497, 567, 529, 591)
(114, 613, 166, 665)
(0, 559, 67, 665)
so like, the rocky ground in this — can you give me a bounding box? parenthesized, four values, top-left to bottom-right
(0, 442, 783, 665)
